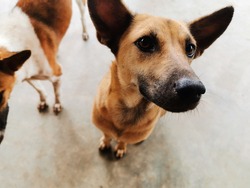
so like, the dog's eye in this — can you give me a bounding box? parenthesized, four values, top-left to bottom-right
(186, 43, 196, 58)
(135, 36, 156, 53)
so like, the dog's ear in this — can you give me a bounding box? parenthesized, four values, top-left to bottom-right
(88, 0, 133, 55)
(189, 6, 234, 57)
(0, 50, 31, 75)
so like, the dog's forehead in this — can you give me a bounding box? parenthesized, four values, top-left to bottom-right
(128, 14, 191, 41)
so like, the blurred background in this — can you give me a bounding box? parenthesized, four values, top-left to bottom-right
(0, 0, 249, 187)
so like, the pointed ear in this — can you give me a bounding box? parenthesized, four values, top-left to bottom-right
(0, 50, 31, 75)
(88, 0, 133, 55)
(189, 6, 234, 57)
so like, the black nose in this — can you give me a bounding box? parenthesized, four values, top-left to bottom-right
(175, 78, 206, 102)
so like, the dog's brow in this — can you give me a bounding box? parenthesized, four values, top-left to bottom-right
(137, 30, 157, 38)
(185, 37, 191, 44)
(149, 31, 157, 37)
(185, 36, 196, 45)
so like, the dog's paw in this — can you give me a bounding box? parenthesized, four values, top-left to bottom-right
(38, 101, 49, 112)
(114, 142, 127, 159)
(53, 103, 62, 115)
(82, 33, 89, 41)
(99, 140, 111, 151)
(115, 149, 126, 159)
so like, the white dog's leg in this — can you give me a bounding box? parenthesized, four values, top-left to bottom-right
(50, 77, 62, 115)
(26, 80, 48, 112)
(76, 0, 89, 41)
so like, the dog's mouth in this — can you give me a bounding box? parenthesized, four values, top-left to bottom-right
(138, 75, 206, 112)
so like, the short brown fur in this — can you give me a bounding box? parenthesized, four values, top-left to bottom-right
(89, 0, 234, 158)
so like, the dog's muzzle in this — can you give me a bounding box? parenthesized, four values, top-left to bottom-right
(139, 75, 206, 112)
(0, 104, 9, 144)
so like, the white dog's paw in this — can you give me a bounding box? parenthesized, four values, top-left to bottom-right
(53, 103, 62, 115)
(38, 101, 49, 112)
(82, 33, 89, 41)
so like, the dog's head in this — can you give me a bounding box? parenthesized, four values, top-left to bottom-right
(88, 0, 234, 112)
(0, 48, 31, 111)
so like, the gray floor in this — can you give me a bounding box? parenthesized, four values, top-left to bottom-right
(0, 0, 250, 187)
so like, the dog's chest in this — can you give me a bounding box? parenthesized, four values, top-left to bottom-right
(105, 98, 161, 142)
(110, 98, 161, 131)
(115, 99, 150, 126)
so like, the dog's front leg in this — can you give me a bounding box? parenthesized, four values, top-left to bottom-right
(115, 141, 127, 159)
(26, 80, 48, 112)
(51, 77, 62, 115)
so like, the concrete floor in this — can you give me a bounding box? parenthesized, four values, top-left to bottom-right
(0, 0, 250, 187)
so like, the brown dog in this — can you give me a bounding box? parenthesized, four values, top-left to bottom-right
(0, 0, 72, 143)
(88, 0, 234, 158)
